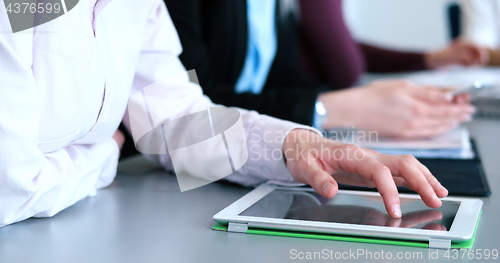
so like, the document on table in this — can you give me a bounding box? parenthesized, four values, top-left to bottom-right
(359, 128, 474, 159)
(361, 66, 500, 97)
(328, 127, 474, 159)
(403, 66, 500, 89)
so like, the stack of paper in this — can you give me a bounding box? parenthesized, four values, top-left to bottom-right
(360, 66, 500, 89)
(328, 128, 474, 159)
(363, 128, 474, 159)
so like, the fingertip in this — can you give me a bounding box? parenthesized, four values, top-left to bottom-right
(422, 193, 442, 209)
(321, 181, 338, 198)
(431, 197, 443, 208)
(433, 183, 448, 198)
(392, 204, 402, 219)
(437, 186, 449, 198)
(437, 192, 448, 199)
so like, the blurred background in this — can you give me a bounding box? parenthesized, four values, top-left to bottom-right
(343, 0, 459, 51)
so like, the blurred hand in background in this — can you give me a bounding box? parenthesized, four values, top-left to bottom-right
(425, 39, 489, 68)
(319, 80, 475, 138)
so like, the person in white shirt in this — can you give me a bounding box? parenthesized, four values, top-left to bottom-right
(462, 0, 500, 64)
(0, 0, 448, 228)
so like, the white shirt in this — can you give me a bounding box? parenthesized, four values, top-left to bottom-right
(0, 0, 309, 228)
(462, 0, 500, 48)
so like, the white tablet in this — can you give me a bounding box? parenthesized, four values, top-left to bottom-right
(213, 184, 482, 249)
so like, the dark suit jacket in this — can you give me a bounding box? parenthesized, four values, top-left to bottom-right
(164, 0, 325, 126)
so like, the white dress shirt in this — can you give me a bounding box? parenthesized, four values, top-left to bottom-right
(462, 0, 500, 48)
(0, 0, 310, 228)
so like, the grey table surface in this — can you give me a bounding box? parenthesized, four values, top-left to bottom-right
(0, 120, 499, 263)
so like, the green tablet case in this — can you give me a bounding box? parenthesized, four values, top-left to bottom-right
(212, 214, 480, 249)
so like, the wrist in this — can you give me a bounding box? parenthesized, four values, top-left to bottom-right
(424, 52, 440, 69)
(283, 129, 320, 155)
(318, 90, 358, 129)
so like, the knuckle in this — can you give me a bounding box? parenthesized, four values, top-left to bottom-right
(294, 160, 308, 171)
(399, 130, 414, 139)
(405, 119, 420, 129)
(337, 144, 353, 153)
(399, 155, 417, 168)
(402, 154, 417, 163)
(378, 187, 399, 199)
(347, 144, 361, 152)
(340, 144, 350, 150)
(440, 107, 453, 117)
(373, 164, 391, 176)
(410, 104, 426, 116)
(307, 170, 325, 186)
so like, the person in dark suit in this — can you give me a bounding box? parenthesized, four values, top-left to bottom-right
(164, 0, 321, 126)
(164, 0, 476, 138)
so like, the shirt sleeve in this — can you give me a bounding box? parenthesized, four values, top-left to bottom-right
(0, 7, 120, 228)
(298, 0, 426, 88)
(359, 43, 427, 73)
(124, 1, 320, 188)
(462, 0, 500, 48)
(298, 0, 365, 88)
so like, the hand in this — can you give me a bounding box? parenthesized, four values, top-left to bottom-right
(425, 39, 489, 68)
(112, 129, 125, 150)
(319, 80, 476, 138)
(283, 129, 449, 218)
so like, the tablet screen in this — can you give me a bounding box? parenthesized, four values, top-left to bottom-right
(240, 189, 460, 231)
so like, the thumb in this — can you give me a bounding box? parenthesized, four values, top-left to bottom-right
(291, 160, 339, 198)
